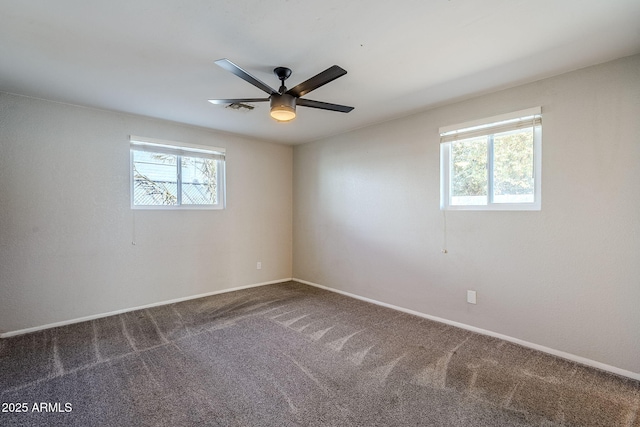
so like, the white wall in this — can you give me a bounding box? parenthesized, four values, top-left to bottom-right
(293, 55, 640, 375)
(0, 93, 292, 333)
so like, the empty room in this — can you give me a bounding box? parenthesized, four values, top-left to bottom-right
(1, 1, 639, 426)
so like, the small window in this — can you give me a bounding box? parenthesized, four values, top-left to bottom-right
(440, 108, 541, 210)
(130, 136, 225, 209)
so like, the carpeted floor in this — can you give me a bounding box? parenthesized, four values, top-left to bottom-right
(1, 281, 638, 426)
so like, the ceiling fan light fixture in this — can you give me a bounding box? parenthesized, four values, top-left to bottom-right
(270, 94, 296, 122)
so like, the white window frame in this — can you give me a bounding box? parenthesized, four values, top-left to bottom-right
(439, 107, 542, 211)
(130, 136, 226, 210)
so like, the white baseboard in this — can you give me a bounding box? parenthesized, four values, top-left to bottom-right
(293, 278, 640, 382)
(0, 278, 293, 339)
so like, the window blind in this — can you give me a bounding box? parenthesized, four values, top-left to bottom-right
(439, 107, 541, 143)
(129, 136, 225, 161)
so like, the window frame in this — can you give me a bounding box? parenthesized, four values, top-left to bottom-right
(439, 107, 542, 211)
(129, 136, 226, 210)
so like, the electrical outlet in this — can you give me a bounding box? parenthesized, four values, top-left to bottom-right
(257, 262, 262, 270)
(467, 290, 477, 304)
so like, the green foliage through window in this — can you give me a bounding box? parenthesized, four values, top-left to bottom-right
(440, 109, 541, 210)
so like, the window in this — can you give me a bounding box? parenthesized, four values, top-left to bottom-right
(130, 136, 225, 209)
(440, 107, 541, 210)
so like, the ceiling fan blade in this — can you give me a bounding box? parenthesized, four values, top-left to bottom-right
(296, 98, 354, 113)
(286, 65, 347, 98)
(208, 98, 270, 104)
(215, 58, 277, 95)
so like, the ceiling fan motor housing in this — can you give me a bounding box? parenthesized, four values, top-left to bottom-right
(270, 93, 296, 121)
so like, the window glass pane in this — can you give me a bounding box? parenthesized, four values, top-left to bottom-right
(451, 137, 488, 206)
(493, 128, 534, 203)
(181, 156, 217, 205)
(132, 150, 178, 205)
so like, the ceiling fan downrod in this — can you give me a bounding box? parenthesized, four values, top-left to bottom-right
(273, 66, 292, 94)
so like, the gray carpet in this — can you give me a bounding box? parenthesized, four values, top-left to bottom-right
(1, 281, 638, 426)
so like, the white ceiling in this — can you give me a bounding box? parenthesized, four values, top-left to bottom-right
(1, 1, 639, 144)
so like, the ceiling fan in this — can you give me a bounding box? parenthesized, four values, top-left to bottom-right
(209, 58, 354, 122)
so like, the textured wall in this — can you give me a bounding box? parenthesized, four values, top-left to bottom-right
(0, 93, 293, 333)
(293, 55, 640, 374)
